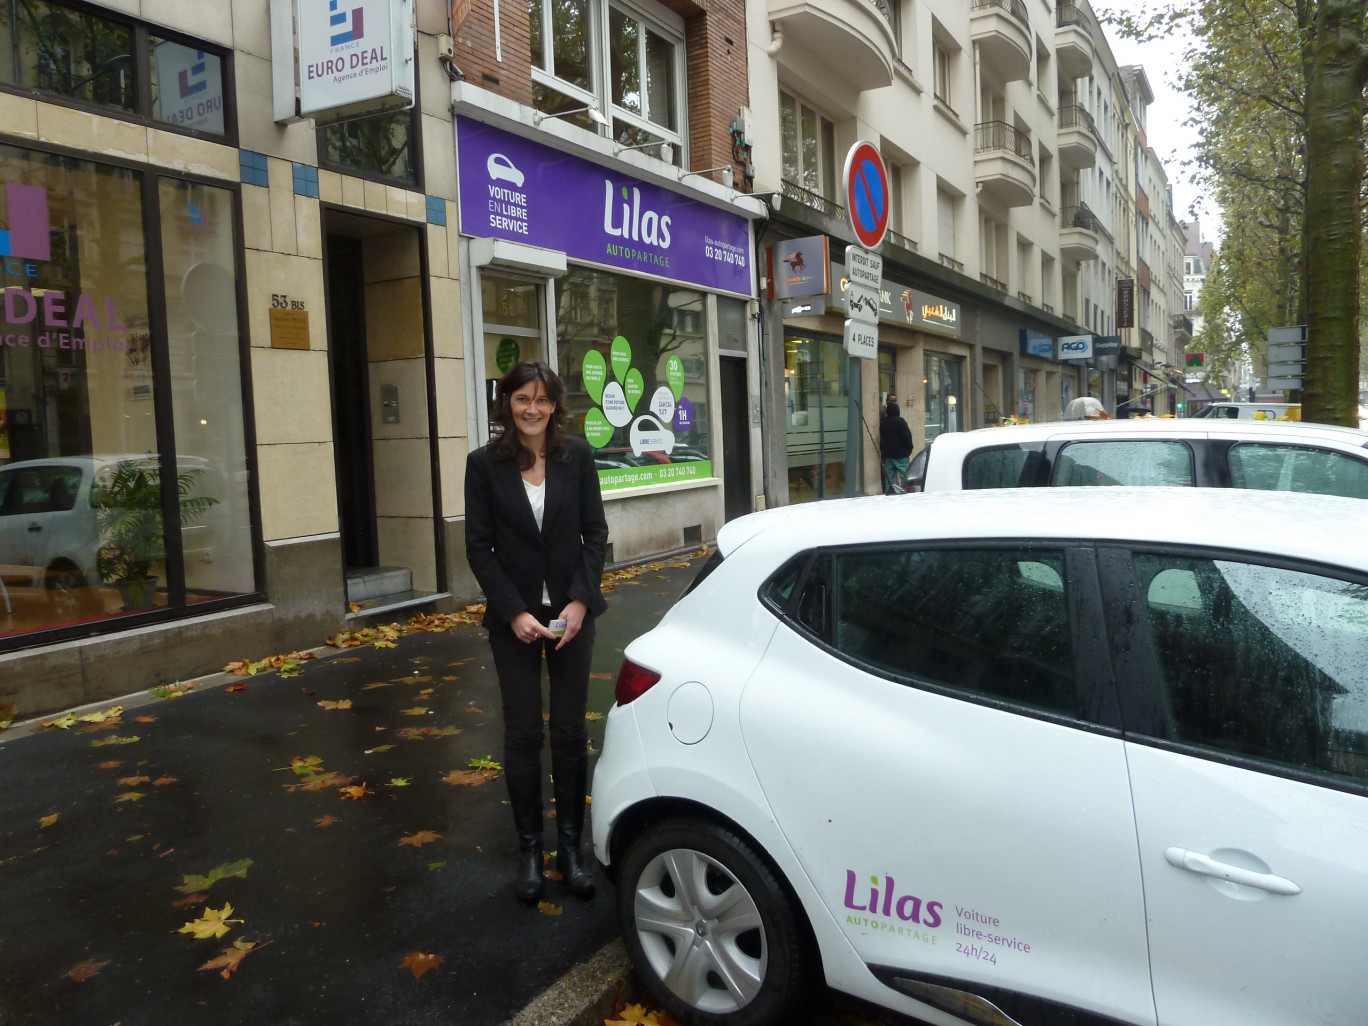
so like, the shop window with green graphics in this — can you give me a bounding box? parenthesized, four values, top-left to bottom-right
(482, 272, 544, 436)
(924, 351, 963, 444)
(785, 335, 849, 503)
(0, 145, 256, 644)
(555, 267, 710, 490)
(0, 1, 233, 139)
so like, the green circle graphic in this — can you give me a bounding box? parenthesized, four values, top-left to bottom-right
(610, 335, 633, 382)
(496, 338, 520, 374)
(623, 369, 645, 412)
(666, 355, 685, 399)
(582, 350, 607, 404)
(583, 407, 614, 448)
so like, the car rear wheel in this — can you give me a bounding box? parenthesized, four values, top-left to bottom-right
(618, 819, 809, 1026)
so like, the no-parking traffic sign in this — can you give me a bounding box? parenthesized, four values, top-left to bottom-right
(844, 140, 890, 250)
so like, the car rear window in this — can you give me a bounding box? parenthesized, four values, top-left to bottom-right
(1228, 444, 1368, 499)
(1052, 441, 1195, 487)
(963, 444, 1043, 488)
(826, 546, 1078, 717)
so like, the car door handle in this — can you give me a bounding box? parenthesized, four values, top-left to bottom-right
(28, 523, 43, 532)
(1163, 847, 1301, 895)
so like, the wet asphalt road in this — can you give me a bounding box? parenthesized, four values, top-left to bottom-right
(0, 556, 701, 1026)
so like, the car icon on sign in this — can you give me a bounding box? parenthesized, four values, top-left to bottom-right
(486, 153, 525, 187)
(628, 415, 675, 457)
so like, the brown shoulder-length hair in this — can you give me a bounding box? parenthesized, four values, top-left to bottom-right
(489, 360, 570, 469)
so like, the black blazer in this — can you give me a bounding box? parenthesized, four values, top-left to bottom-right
(464, 436, 609, 631)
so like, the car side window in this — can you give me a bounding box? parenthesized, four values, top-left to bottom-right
(1228, 443, 1368, 499)
(1134, 553, 1368, 784)
(1053, 441, 1194, 487)
(963, 444, 1042, 488)
(826, 546, 1078, 716)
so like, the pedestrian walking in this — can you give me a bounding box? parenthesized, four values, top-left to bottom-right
(1064, 396, 1110, 421)
(465, 360, 609, 904)
(880, 395, 914, 494)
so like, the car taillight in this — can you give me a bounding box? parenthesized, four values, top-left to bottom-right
(615, 659, 661, 705)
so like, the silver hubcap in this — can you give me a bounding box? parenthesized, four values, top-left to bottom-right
(633, 847, 766, 1014)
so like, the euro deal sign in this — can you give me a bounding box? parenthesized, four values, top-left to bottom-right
(456, 118, 753, 295)
(298, 0, 415, 124)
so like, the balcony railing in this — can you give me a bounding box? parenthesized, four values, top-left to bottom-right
(1062, 203, 1099, 232)
(975, 120, 1035, 164)
(1056, 2, 1088, 29)
(886, 227, 918, 253)
(1017, 290, 1033, 304)
(1172, 314, 1194, 336)
(867, 0, 898, 34)
(1058, 104, 1097, 134)
(981, 273, 1008, 292)
(939, 253, 964, 273)
(780, 178, 845, 221)
(972, 0, 1029, 28)
(1042, 302, 1055, 314)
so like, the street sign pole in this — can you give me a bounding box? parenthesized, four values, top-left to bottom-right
(841, 141, 891, 496)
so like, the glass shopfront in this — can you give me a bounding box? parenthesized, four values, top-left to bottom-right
(784, 334, 849, 503)
(0, 144, 255, 642)
(924, 351, 963, 444)
(555, 266, 712, 490)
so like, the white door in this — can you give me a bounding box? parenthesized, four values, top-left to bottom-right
(1123, 552, 1368, 1025)
(740, 545, 1156, 1024)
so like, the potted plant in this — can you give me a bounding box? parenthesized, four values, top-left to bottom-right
(92, 458, 218, 611)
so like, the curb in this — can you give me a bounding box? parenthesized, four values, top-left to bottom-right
(504, 939, 633, 1026)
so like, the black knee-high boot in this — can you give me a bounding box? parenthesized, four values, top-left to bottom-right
(506, 762, 544, 904)
(552, 754, 595, 898)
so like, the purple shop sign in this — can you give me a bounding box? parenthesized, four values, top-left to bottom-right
(457, 118, 754, 296)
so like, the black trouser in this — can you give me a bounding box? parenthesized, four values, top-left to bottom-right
(488, 606, 595, 774)
(488, 606, 595, 852)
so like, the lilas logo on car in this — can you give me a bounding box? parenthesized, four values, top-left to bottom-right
(843, 870, 942, 927)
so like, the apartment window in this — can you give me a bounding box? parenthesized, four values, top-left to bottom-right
(319, 108, 419, 186)
(933, 39, 953, 109)
(937, 188, 957, 261)
(780, 89, 836, 199)
(529, 0, 685, 160)
(1185, 291, 1195, 311)
(0, 0, 234, 139)
(888, 162, 905, 235)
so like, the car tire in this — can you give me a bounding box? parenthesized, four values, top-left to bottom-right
(618, 818, 810, 1026)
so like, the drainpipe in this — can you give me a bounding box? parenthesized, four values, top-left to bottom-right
(766, 22, 783, 57)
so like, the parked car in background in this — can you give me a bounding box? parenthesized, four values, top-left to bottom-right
(592, 488, 1368, 1026)
(1193, 401, 1299, 420)
(906, 418, 1368, 498)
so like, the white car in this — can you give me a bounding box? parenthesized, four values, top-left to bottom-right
(908, 417, 1368, 497)
(1193, 401, 1299, 420)
(592, 487, 1368, 1026)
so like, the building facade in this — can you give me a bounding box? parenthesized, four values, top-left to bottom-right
(1, 0, 1192, 716)
(745, 0, 1193, 504)
(1, 0, 764, 717)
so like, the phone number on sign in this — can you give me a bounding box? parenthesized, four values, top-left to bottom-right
(703, 244, 746, 266)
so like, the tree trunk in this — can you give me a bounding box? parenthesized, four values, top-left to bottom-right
(1301, 0, 1368, 425)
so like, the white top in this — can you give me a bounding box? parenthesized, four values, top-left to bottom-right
(523, 478, 552, 606)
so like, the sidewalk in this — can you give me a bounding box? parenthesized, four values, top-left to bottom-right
(0, 553, 704, 1026)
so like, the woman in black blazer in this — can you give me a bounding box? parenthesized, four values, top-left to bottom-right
(465, 361, 609, 904)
